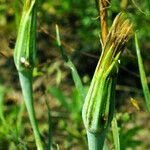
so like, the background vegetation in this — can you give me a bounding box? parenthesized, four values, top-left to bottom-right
(0, 0, 150, 149)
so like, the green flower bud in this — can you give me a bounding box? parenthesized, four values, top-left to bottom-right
(14, 0, 36, 73)
(82, 13, 133, 134)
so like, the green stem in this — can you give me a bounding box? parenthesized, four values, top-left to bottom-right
(87, 130, 106, 150)
(112, 116, 120, 150)
(19, 71, 43, 150)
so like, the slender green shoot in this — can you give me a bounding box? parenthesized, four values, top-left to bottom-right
(135, 33, 150, 112)
(14, 0, 43, 149)
(45, 99, 52, 150)
(55, 24, 84, 101)
(0, 86, 6, 125)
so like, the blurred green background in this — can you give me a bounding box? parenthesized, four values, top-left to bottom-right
(0, 0, 150, 149)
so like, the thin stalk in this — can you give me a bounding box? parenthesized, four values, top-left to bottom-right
(0, 86, 6, 125)
(14, 0, 44, 149)
(112, 115, 120, 150)
(45, 98, 52, 150)
(87, 130, 106, 150)
(19, 72, 43, 150)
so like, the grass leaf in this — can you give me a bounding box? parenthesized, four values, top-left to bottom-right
(135, 33, 150, 112)
(55, 24, 84, 101)
(0, 86, 6, 124)
(45, 99, 52, 150)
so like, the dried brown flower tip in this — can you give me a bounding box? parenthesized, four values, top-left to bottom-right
(98, 13, 133, 68)
(105, 13, 133, 56)
(97, 13, 133, 73)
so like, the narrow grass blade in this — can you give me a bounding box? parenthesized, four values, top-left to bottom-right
(45, 99, 52, 150)
(0, 86, 6, 124)
(135, 33, 150, 112)
(67, 59, 84, 101)
(55, 25, 84, 101)
(112, 116, 120, 150)
(14, 0, 20, 28)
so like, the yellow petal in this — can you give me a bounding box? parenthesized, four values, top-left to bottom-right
(130, 97, 140, 111)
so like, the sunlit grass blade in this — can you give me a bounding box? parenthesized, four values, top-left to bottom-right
(135, 33, 150, 112)
(55, 24, 84, 101)
(112, 116, 120, 150)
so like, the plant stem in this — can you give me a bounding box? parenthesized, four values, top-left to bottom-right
(13, 0, 44, 149)
(112, 116, 120, 150)
(19, 71, 43, 150)
(87, 130, 106, 150)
